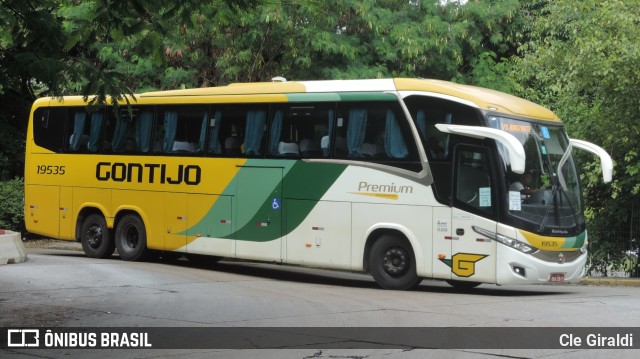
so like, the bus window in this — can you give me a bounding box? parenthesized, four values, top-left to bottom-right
(207, 105, 268, 157)
(65, 108, 106, 153)
(403, 96, 481, 162)
(267, 103, 334, 159)
(453, 146, 496, 216)
(153, 106, 208, 155)
(404, 95, 484, 203)
(333, 101, 418, 167)
(102, 107, 154, 154)
(33, 107, 66, 153)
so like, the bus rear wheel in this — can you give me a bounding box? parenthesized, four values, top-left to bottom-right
(80, 214, 115, 258)
(369, 234, 421, 290)
(115, 214, 148, 261)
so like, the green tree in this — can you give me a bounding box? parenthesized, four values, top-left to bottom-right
(0, 0, 256, 179)
(510, 0, 640, 273)
(154, 0, 523, 87)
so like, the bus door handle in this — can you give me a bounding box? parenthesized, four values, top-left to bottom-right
(456, 228, 465, 236)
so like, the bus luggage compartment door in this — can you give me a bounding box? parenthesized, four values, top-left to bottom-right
(25, 185, 60, 239)
(234, 166, 283, 262)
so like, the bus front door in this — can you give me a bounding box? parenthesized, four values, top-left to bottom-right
(449, 145, 498, 284)
(234, 166, 283, 262)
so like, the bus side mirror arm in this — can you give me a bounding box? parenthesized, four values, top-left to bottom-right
(435, 124, 526, 174)
(569, 139, 613, 183)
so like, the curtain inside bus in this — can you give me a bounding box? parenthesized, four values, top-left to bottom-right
(70, 112, 86, 151)
(244, 110, 266, 155)
(268, 110, 284, 156)
(111, 114, 130, 152)
(384, 109, 408, 159)
(136, 111, 153, 152)
(87, 112, 103, 152)
(208, 111, 222, 154)
(347, 108, 367, 157)
(163, 111, 178, 153)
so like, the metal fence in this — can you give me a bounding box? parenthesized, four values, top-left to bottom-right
(586, 203, 640, 278)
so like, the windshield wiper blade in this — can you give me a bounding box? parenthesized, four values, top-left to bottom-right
(538, 185, 559, 232)
(538, 184, 579, 233)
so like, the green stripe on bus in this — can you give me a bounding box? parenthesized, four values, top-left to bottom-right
(230, 161, 347, 242)
(338, 92, 397, 101)
(562, 231, 586, 249)
(286, 93, 341, 102)
(184, 160, 347, 242)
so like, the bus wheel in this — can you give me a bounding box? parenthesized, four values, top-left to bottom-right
(369, 234, 421, 290)
(80, 214, 115, 258)
(446, 280, 481, 289)
(115, 214, 148, 261)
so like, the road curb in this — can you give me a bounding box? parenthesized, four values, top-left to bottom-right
(0, 229, 27, 265)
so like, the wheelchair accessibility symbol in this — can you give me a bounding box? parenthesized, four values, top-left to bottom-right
(272, 198, 281, 210)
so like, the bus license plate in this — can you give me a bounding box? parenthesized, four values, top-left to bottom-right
(550, 273, 565, 282)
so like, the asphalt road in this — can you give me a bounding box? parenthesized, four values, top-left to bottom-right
(1, 247, 639, 358)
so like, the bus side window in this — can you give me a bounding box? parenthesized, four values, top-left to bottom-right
(102, 107, 154, 154)
(298, 105, 331, 158)
(210, 105, 268, 158)
(404, 96, 481, 162)
(334, 101, 418, 166)
(66, 108, 104, 153)
(154, 106, 208, 155)
(267, 104, 332, 159)
(33, 107, 67, 153)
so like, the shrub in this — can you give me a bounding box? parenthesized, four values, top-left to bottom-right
(0, 177, 24, 232)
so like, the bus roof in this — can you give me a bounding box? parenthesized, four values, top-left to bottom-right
(41, 78, 560, 122)
(141, 78, 560, 122)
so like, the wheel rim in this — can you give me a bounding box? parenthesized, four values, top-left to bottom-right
(85, 224, 103, 249)
(382, 246, 409, 277)
(121, 224, 139, 251)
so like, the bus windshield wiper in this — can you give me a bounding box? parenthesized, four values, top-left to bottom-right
(538, 184, 558, 232)
(538, 183, 579, 233)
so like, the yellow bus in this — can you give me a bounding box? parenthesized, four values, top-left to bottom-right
(24, 78, 613, 289)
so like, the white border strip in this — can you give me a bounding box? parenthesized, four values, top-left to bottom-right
(300, 79, 396, 93)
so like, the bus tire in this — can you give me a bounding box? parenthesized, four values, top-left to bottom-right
(80, 214, 115, 258)
(446, 280, 481, 289)
(115, 214, 148, 261)
(369, 234, 421, 290)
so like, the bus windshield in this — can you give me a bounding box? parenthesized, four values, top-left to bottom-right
(488, 116, 584, 234)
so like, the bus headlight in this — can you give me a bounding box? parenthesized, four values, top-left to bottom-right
(495, 234, 537, 254)
(472, 226, 537, 254)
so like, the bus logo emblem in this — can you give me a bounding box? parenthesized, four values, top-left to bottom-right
(439, 253, 488, 277)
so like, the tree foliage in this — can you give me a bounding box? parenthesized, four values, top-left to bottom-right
(510, 0, 640, 270)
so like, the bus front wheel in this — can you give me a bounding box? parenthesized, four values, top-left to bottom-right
(369, 234, 421, 290)
(115, 214, 148, 261)
(80, 214, 115, 258)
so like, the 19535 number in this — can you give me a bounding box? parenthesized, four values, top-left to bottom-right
(36, 165, 66, 175)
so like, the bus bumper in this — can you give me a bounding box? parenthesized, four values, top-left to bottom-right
(496, 245, 587, 285)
